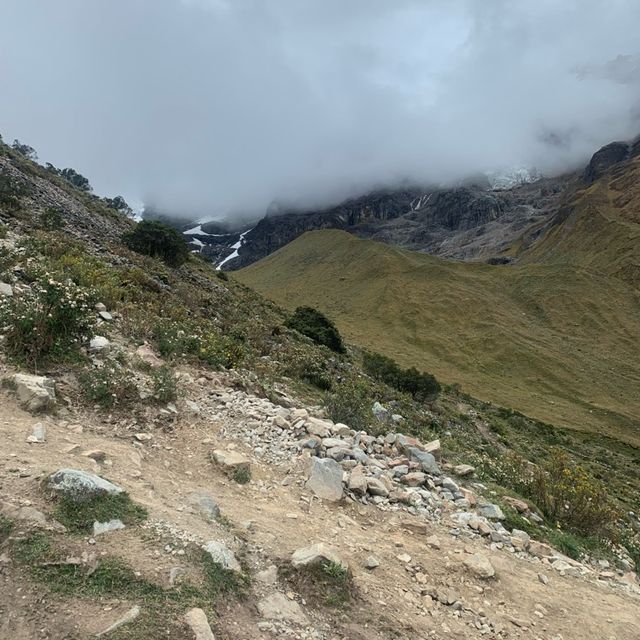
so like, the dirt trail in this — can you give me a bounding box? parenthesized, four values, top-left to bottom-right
(0, 368, 639, 640)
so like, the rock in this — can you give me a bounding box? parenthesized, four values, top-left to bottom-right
(401, 521, 429, 535)
(0, 504, 65, 532)
(441, 477, 459, 493)
(372, 401, 389, 421)
(203, 541, 241, 572)
(291, 543, 347, 570)
(402, 472, 427, 487)
(89, 336, 110, 352)
(93, 519, 125, 536)
(305, 417, 333, 438)
(95, 302, 107, 312)
(367, 477, 390, 498)
(26, 422, 46, 443)
(0, 282, 13, 297)
(98, 310, 113, 321)
(95, 605, 141, 637)
(255, 565, 278, 585)
(135, 343, 164, 368)
(463, 553, 496, 579)
(477, 503, 505, 520)
(423, 439, 442, 459)
(134, 432, 153, 442)
(551, 559, 572, 573)
(364, 555, 380, 570)
(274, 415, 290, 429)
(347, 465, 368, 494)
(211, 449, 250, 475)
(12, 373, 56, 412)
(188, 492, 220, 521)
(84, 450, 107, 463)
(257, 593, 308, 625)
(436, 588, 459, 605)
(510, 529, 531, 550)
(305, 457, 343, 501)
(454, 464, 475, 477)
(183, 608, 215, 640)
(407, 447, 440, 475)
(504, 496, 529, 513)
(397, 553, 412, 563)
(528, 540, 556, 559)
(185, 400, 201, 415)
(538, 572, 549, 585)
(426, 535, 441, 550)
(48, 469, 123, 502)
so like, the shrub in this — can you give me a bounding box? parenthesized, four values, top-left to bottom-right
(79, 360, 137, 409)
(325, 379, 371, 430)
(0, 274, 94, 368)
(0, 224, 7, 239)
(285, 306, 345, 353)
(39, 207, 64, 230)
(363, 351, 440, 401)
(123, 220, 190, 267)
(150, 365, 178, 403)
(0, 170, 30, 212)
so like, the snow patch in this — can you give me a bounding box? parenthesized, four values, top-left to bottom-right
(216, 228, 254, 270)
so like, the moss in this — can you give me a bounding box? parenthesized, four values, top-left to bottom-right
(52, 493, 147, 533)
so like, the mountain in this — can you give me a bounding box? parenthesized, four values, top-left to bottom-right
(236, 142, 640, 446)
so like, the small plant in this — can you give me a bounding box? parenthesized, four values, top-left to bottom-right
(279, 560, 355, 609)
(39, 207, 64, 230)
(0, 273, 94, 369)
(52, 493, 147, 533)
(325, 379, 371, 431)
(79, 360, 137, 409)
(216, 270, 229, 281)
(150, 365, 178, 403)
(0, 516, 13, 543)
(285, 306, 345, 353)
(233, 466, 252, 485)
(0, 223, 7, 238)
(123, 220, 190, 267)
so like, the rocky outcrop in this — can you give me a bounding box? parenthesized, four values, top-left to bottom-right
(583, 141, 630, 184)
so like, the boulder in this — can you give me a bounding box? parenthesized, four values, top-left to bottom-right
(463, 553, 496, 579)
(291, 542, 347, 570)
(347, 465, 368, 494)
(211, 449, 250, 475)
(367, 477, 390, 498)
(305, 417, 333, 438)
(48, 469, 123, 502)
(305, 457, 343, 501)
(454, 464, 475, 477)
(89, 336, 110, 352)
(407, 447, 440, 475)
(95, 606, 140, 637)
(26, 422, 46, 443)
(188, 492, 220, 521)
(183, 608, 215, 640)
(477, 503, 505, 520)
(203, 541, 241, 572)
(372, 401, 389, 421)
(401, 471, 427, 487)
(12, 373, 56, 412)
(0, 282, 13, 297)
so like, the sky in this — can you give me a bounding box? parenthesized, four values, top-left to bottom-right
(1, 0, 640, 219)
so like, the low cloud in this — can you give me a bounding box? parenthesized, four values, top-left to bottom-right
(1, 0, 639, 218)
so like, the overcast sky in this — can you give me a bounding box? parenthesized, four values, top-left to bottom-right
(1, 0, 639, 219)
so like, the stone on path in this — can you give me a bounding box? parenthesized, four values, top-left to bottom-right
(305, 457, 343, 501)
(26, 422, 46, 443)
(364, 555, 380, 570)
(291, 542, 347, 570)
(93, 519, 125, 536)
(257, 593, 308, 625)
(463, 553, 496, 579)
(188, 492, 220, 521)
(203, 541, 241, 572)
(95, 605, 140, 637)
(183, 608, 216, 640)
(211, 449, 250, 475)
(48, 469, 123, 502)
(12, 373, 56, 412)
(407, 447, 440, 475)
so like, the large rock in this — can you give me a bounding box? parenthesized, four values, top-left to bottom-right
(477, 503, 505, 520)
(183, 608, 215, 640)
(0, 282, 13, 297)
(203, 541, 241, 572)
(305, 457, 343, 501)
(211, 449, 250, 475)
(48, 469, 123, 502)
(188, 492, 220, 521)
(291, 542, 347, 570)
(463, 553, 496, 579)
(407, 447, 440, 475)
(257, 593, 308, 625)
(89, 336, 111, 352)
(347, 465, 368, 494)
(305, 417, 333, 438)
(12, 374, 56, 412)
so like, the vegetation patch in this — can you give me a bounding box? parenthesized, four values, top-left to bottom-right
(52, 493, 148, 533)
(285, 306, 345, 353)
(150, 365, 178, 403)
(0, 272, 94, 370)
(0, 516, 14, 544)
(232, 466, 252, 485)
(325, 379, 372, 431)
(79, 359, 138, 409)
(279, 560, 356, 609)
(123, 220, 190, 268)
(363, 351, 440, 401)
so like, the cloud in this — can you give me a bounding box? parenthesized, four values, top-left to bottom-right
(1, 0, 639, 218)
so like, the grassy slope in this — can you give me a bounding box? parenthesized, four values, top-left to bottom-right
(236, 162, 640, 445)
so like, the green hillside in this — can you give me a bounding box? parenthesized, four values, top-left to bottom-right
(237, 170, 640, 445)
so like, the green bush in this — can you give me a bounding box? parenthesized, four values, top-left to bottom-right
(80, 360, 137, 409)
(285, 306, 345, 353)
(363, 351, 440, 401)
(325, 379, 370, 430)
(123, 220, 190, 267)
(150, 365, 178, 403)
(39, 207, 64, 230)
(0, 274, 94, 368)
